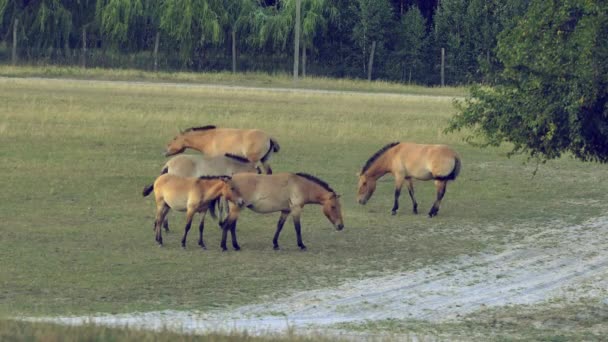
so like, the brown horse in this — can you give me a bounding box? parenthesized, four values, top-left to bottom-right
(142, 153, 259, 232)
(142, 174, 244, 248)
(218, 173, 344, 251)
(165, 126, 280, 174)
(357, 142, 461, 217)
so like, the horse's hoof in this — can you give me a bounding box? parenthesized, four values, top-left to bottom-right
(200, 246, 207, 250)
(273, 246, 280, 251)
(299, 245, 307, 251)
(233, 246, 241, 251)
(391, 211, 397, 216)
(221, 248, 228, 252)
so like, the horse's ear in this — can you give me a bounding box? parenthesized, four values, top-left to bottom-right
(219, 175, 232, 182)
(355, 171, 361, 177)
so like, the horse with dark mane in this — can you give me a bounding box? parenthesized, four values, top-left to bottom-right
(218, 172, 344, 251)
(357, 142, 461, 217)
(165, 125, 280, 174)
(143, 174, 244, 248)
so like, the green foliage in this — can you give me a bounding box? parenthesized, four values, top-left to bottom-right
(350, 0, 394, 76)
(96, 0, 143, 46)
(159, 0, 222, 64)
(447, 0, 608, 163)
(396, 5, 426, 83)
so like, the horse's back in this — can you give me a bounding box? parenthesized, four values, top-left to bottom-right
(154, 174, 198, 211)
(211, 129, 272, 160)
(231, 173, 293, 213)
(397, 143, 460, 180)
(166, 154, 254, 178)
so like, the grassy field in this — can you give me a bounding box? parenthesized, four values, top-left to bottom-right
(0, 65, 468, 97)
(0, 75, 606, 340)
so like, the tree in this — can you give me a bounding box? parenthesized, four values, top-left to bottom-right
(216, 0, 257, 73)
(396, 5, 426, 83)
(159, 0, 222, 67)
(350, 0, 393, 80)
(446, 0, 608, 163)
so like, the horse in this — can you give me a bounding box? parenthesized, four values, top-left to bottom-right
(160, 153, 261, 178)
(218, 172, 344, 251)
(164, 125, 280, 174)
(142, 153, 259, 232)
(357, 142, 461, 217)
(142, 174, 244, 248)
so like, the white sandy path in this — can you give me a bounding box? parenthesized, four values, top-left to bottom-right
(27, 216, 608, 336)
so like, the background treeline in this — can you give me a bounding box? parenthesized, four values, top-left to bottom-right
(0, 0, 531, 85)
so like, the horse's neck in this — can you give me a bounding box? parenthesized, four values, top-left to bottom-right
(185, 131, 212, 150)
(366, 158, 390, 180)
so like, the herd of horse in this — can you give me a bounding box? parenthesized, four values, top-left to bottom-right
(142, 125, 461, 251)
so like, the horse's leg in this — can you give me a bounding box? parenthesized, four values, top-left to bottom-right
(220, 205, 240, 251)
(198, 210, 207, 249)
(405, 177, 418, 214)
(180, 208, 196, 248)
(391, 173, 405, 215)
(163, 217, 170, 232)
(272, 211, 290, 250)
(428, 180, 447, 217)
(260, 160, 273, 174)
(155, 203, 170, 246)
(292, 210, 306, 250)
(229, 219, 240, 251)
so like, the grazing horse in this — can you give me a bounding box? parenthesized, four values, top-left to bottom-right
(357, 142, 461, 217)
(142, 174, 244, 248)
(218, 173, 344, 251)
(164, 126, 280, 174)
(142, 153, 259, 232)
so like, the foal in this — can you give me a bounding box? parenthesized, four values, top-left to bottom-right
(218, 172, 344, 251)
(142, 153, 258, 232)
(357, 142, 461, 217)
(143, 174, 243, 248)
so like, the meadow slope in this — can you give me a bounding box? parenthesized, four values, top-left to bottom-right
(1, 76, 606, 340)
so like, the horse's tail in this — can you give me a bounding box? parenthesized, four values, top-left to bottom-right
(208, 197, 219, 220)
(270, 137, 280, 153)
(437, 157, 461, 181)
(261, 137, 280, 163)
(142, 184, 154, 197)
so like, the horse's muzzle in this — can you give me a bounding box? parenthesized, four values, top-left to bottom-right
(358, 198, 367, 205)
(336, 223, 344, 231)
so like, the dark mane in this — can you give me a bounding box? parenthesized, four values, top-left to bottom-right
(224, 153, 251, 163)
(295, 173, 335, 193)
(183, 125, 217, 133)
(361, 142, 400, 174)
(198, 175, 231, 180)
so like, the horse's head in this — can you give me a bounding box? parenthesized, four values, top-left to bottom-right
(322, 193, 344, 231)
(219, 176, 245, 207)
(165, 134, 187, 157)
(357, 173, 377, 205)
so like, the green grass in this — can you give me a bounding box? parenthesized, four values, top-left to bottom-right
(0, 75, 606, 339)
(0, 319, 337, 342)
(0, 65, 468, 97)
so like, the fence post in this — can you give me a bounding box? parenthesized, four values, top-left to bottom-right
(81, 27, 87, 68)
(154, 32, 160, 72)
(441, 47, 445, 87)
(12, 19, 18, 65)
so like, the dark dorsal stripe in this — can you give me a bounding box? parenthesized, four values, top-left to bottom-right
(198, 175, 231, 180)
(361, 142, 400, 174)
(295, 172, 335, 194)
(183, 125, 217, 133)
(224, 153, 251, 163)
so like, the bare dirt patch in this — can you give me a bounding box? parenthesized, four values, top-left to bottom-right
(26, 216, 608, 337)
